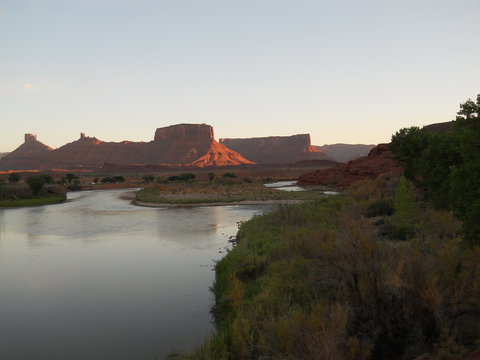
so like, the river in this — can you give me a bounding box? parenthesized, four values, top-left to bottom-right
(0, 190, 273, 360)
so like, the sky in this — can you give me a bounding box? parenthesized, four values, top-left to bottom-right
(1, 0, 479, 152)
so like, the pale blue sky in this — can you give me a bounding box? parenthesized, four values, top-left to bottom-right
(1, 0, 479, 152)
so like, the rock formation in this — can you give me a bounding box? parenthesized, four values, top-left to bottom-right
(1, 134, 54, 170)
(298, 144, 402, 188)
(315, 143, 375, 163)
(219, 134, 332, 164)
(0, 124, 254, 171)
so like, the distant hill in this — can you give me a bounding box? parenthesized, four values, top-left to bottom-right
(315, 144, 375, 163)
(423, 121, 455, 134)
(0, 124, 254, 171)
(220, 134, 333, 164)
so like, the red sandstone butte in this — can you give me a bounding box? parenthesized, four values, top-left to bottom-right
(219, 134, 332, 164)
(0, 124, 254, 171)
(298, 143, 403, 188)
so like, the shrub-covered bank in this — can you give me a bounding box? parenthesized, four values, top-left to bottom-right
(0, 196, 66, 208)
(176, 174, 480, 360)
(0, 173, 67, 208)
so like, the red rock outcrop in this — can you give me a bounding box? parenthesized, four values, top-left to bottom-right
(219, 134, 332, 164)
(0, 124, 255, 171)
(298, 143, 402, 188)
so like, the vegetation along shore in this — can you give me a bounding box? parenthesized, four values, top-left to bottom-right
(0, 173, 67, 208)
(135, 172, 325, 206)
(172, 95, 480, 360)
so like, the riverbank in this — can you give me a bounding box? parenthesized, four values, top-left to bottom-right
(134, 180, 323, 207)
(178, 174, 480, 360)
(0, 196, 66, 209)
(134, 199, 305, 207)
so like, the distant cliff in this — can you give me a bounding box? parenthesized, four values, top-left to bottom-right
(219, 134, 332, 164)
(315, 143, 375, 163)
(0, 124, 254, 171)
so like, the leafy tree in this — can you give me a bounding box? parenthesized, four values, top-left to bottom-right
(0, 177, 5, 200)
(418, 133, 460, 209)
(389, 175, 415, 240)
(208, 172, 216, 182)
(142, 175, 155, 183)
(449, 94, 480, 245)
(26, 174, 52, 196)
(65, 173, 79, 184)
(390, 127, 430, 180)
(8, 172, 21, 183)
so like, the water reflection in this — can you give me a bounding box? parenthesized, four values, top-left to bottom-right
(0, 189, 272, 360)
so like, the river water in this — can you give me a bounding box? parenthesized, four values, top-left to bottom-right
(0, 190, 273, 360)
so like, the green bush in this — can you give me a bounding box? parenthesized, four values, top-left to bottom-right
(142, 175, 155, 183)
(26, 174, 54, 196)
(101, 176, 125, 183)
(8, 172, 21, 183)
(167, 173, 195, 182)
(366, 198, 394, 217)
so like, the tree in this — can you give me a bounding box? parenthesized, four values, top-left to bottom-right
(390, 127, 430, 180)
(0, 177, 5, 200)
(389, 175, 415, 240)
(449, 95, 480, 245)
(418, 133, 460, 209)
(26, 174, 52, 196)
(65, 173, 79, 184)
(142, 175, 155, 183)
(8, 172, 21, 183)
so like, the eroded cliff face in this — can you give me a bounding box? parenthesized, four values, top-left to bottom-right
(298, 144, 403, 188)
(0, 124, 254, 170)
(219, 134, 332, 164)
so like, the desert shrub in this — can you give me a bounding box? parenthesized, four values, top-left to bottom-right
(40, 184, 67, 198)
(167, 173, 195, 182)
(8, 172, 21, 183)
(101, 176, 125, 183)
(366, 198, 394, 217)
(142, 175, 155, 183)
(2, 183, 32, 199)
(222, 172, 237, 178)
(64, 173, 79, 184)
(208, 172, 216, 182)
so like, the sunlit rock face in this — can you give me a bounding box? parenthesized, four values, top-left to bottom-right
(298, 144, 403, 188)
(219, 134, 332, 164)
(0, 124, 255, 170)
